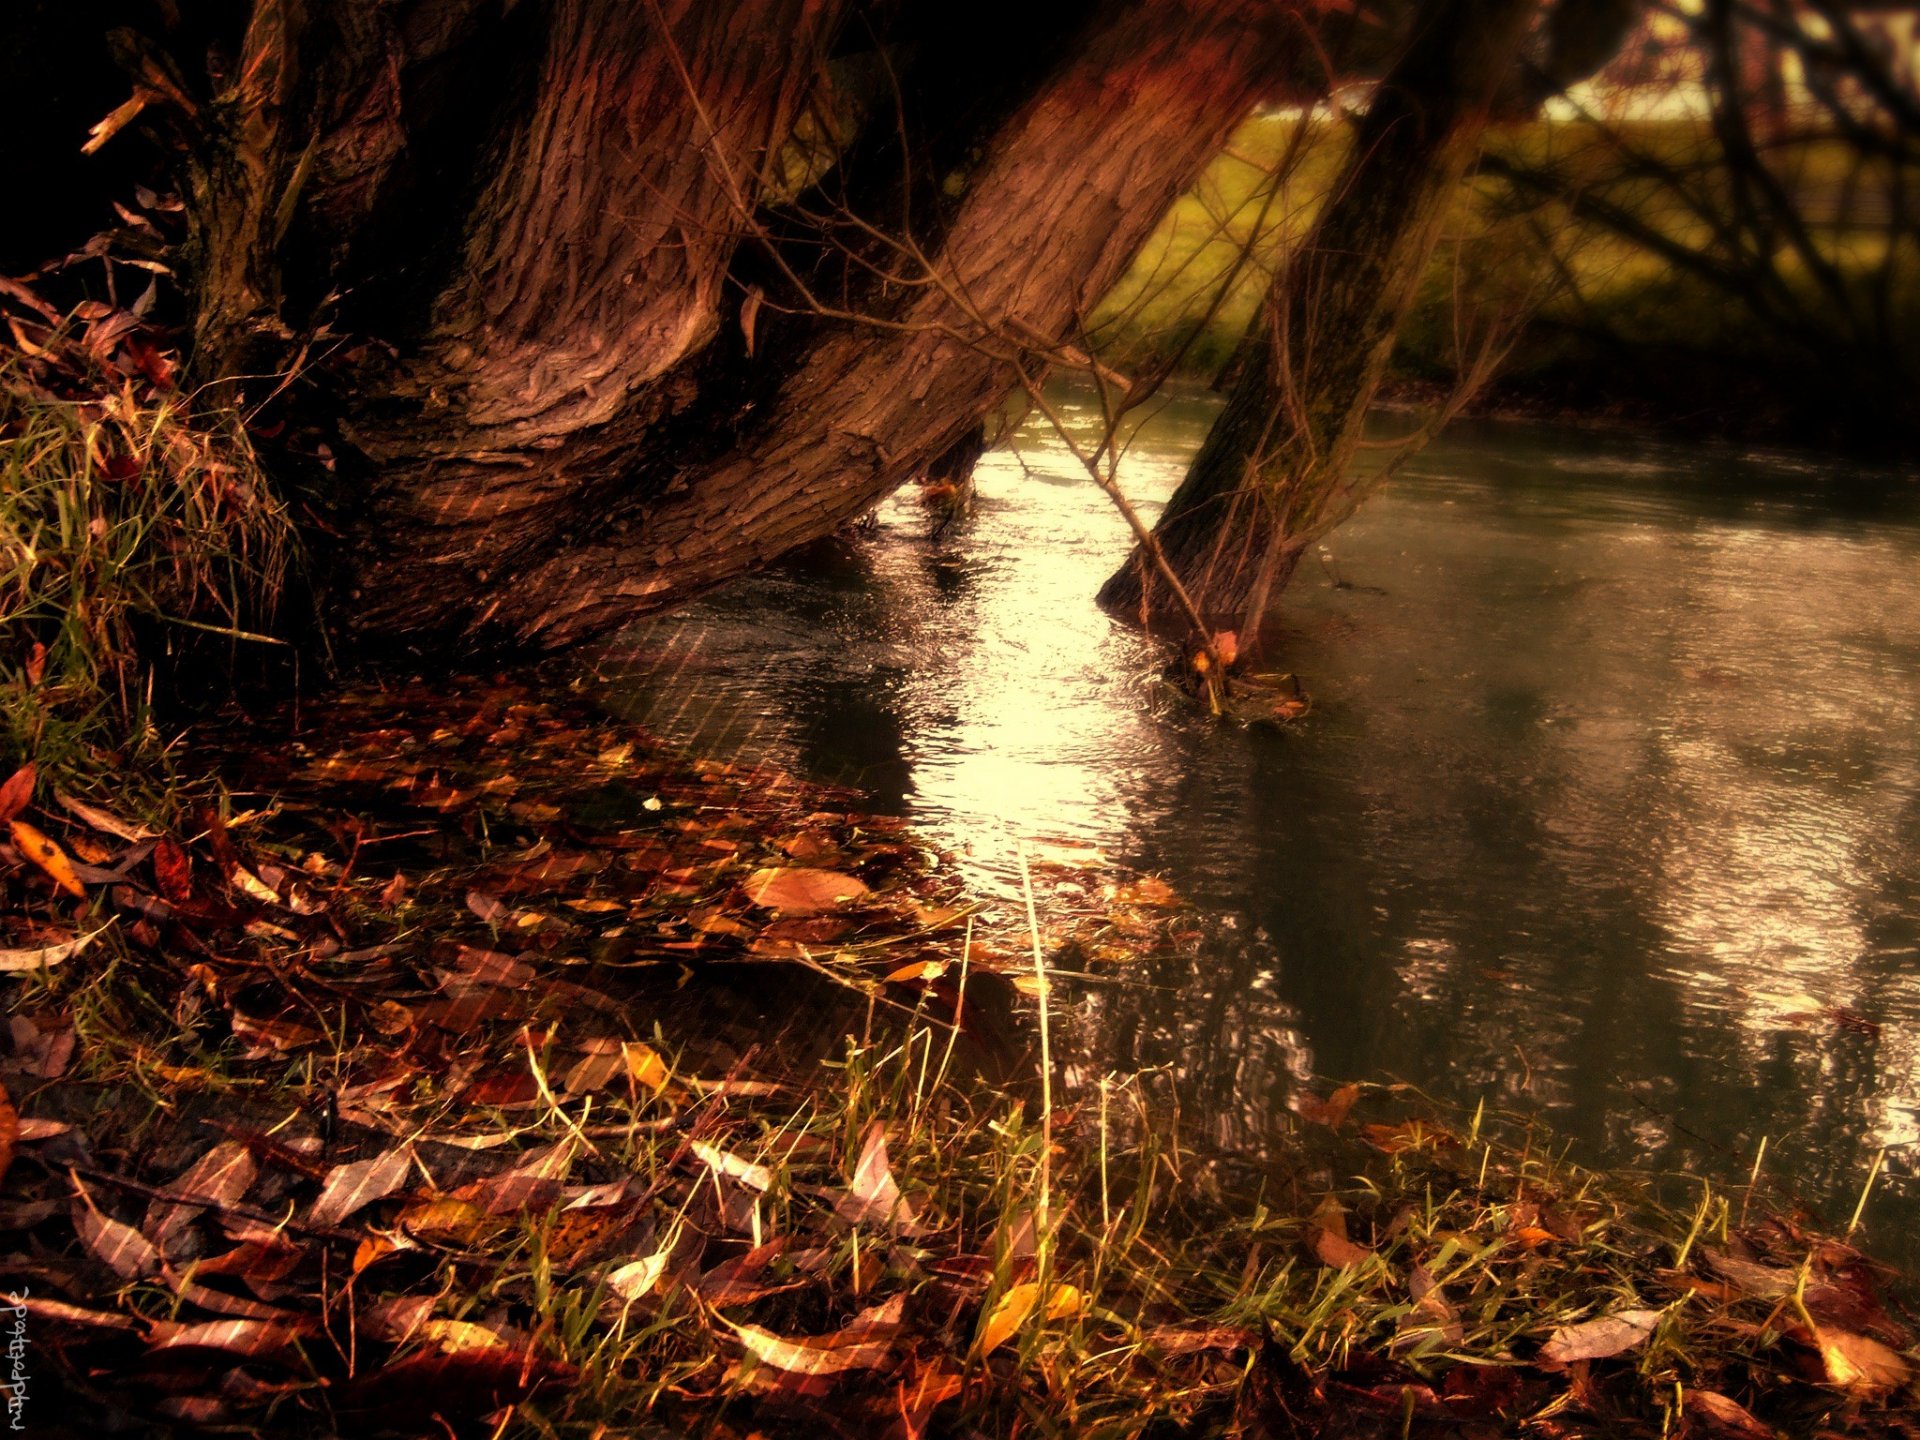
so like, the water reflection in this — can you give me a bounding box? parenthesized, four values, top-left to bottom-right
(589, 387, 1920, 1262)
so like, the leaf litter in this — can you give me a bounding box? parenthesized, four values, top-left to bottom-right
(0, 683, 1916, 1436)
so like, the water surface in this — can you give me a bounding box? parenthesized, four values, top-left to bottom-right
(591, 387, 1920, 1259)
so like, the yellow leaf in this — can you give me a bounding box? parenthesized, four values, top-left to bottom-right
(973, 1282, 1082, 1359)
(9, 819, 84, 898)
(883, 960, 948, 984)
(621, 1041, 670, 1094)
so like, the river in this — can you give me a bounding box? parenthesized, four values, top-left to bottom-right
(590, 383, 1920, 1262)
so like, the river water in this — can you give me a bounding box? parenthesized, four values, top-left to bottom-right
(591, 385, 1920, 1262)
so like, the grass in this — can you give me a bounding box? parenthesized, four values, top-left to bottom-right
(0, 306, 295, 813)
(4, 682, 1915, 1437)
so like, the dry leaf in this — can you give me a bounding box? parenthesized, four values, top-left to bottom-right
(308, 1146, 415, 1226)
(54, 789, 156, 842)
(833, 1121, 926, 1235)
(1539, 1309, 1663, 1365)
(0, 1082, 14, 1188)
(0, 926, 109, 973)
(973, 1282, 1082, 1358)
(607, 1247, 672, 1302)
(1683, 1389, 1775, 1438)
(729, 1318, 896, 1376)
(1295, 1083, 1360, 1129)
(0, 765, 33, 825)
(145, 1141, 257, 1245)
(690, 1140, 772, 1192)
(71, 1175, 162, 1280)
(1814, 1325, 1912, 1395)
(742, 866, 869, 915)
(9, 819, 85, 898)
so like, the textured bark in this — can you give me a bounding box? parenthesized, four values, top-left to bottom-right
(1100, 0, 1542, 632)
(478, 0, 1303, 648)
(336, 0, 841, 630)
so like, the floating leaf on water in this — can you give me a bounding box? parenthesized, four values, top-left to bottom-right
(148, 1317, 313, 1359)
(742, 866, 870, 915)
(1539, 1308, 1663, 1365)
(883, 959, 948, 984)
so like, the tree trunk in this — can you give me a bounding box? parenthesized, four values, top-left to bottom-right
(343, 0, 1301, 648)
(1099, 0, 1541, 635)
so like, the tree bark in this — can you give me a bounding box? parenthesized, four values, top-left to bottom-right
(353, 0, 1304, 648)
(328, 0, 841, 633)
(1099, 0, 1542, 635)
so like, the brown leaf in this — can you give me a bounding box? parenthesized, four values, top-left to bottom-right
(308, 1146, 415, 1226)
(0, 1082, 15, 1188)
(10, 819, 85, 898)
(1683, 1389, 1776, 1438)
(148, 1317, 314, 1360)
(1539, 1309, 1662, 1365)
(0, 764, 33, 825)
(1295, 1083, 1360, 1130)
(145, 1141, 257, 1246)
(71, 1174, 162, 1279)
(742, 866, 870, 915)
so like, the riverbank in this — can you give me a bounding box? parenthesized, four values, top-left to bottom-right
(3, 681, 1917, 1437)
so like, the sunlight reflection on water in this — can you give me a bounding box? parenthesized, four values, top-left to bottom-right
(592, 386, 1920, 1259)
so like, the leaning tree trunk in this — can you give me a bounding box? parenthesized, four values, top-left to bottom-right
(1099, 0, 1542, 635)
(344, 0, 1304, 648)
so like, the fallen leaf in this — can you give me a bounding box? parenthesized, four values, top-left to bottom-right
(622, 1040, 671, 1093)
(1539, 1308, 1663, 1365)
(308, 1146, 415, 1226)
(9, 819, 85, 898)
(973, 1282, 1082, 1358)
(742, 866, 870, 915)
(0, 765, 33, 824)
(54, 789, 156, 842)
(148, 1317, 313, 1359)
(0, 1082, 14, 1187)
(834, 1121, 926, 1235)
(691, 1140, 772, 1192)
(1814, 1325, 1912, 1395)
(1295, 1083, 1360, 1129)
(729, 1318, 896, 1376)
(0, 926, 108, 973)
(607, 1247, 672, 1302)
(71, 1174, 162, 1279)
(1683, 1389, 1775, 1438)
(145, 1141, 257, 1245)
(883, 960, 948, 984)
